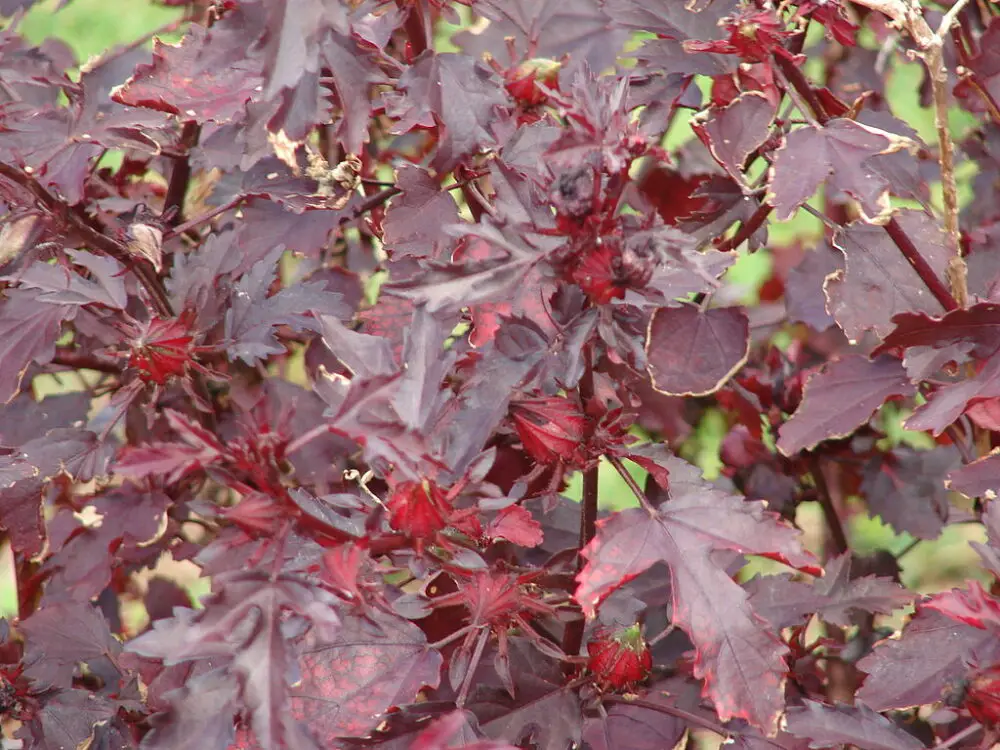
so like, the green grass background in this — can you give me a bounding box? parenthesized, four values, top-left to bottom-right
(0, 0, 987, 620)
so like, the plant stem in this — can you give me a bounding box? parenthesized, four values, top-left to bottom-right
(600, 696, 734, 739)
(340, 186, 402, 225)
(51, 350, 122, 374)
(606, 454, 656, 514)
(883, 217, 959, 311)
(808, 454, 849, 558)
(717, 203, 773, 252)
(934, 722, 982, 750)
(163, 196, 244, 239)
(0, 162, 175, 318)
(163, 122, 201, 226)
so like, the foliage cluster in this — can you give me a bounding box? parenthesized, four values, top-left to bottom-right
(3, 0, 1000, 748)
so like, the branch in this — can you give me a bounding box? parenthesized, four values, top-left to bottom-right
(716, 203, 773, 253)
(163, 196, 244, 240)
(162, 121, 201, 226)
(51, 349, 123, 374)
(808, 454, 850, 558)
(884, 216, 959, 310)
(606, 454, 656, 514)
(0, 162, 174, 318)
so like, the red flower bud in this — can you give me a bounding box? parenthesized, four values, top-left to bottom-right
(505, 58, 561, 106)
(510, 396, 586, 465)
(587, 624, 652, 691)
(127, 316, 198, 385)
(387, 480, 449, 540)
(966, 666, 1000, 727)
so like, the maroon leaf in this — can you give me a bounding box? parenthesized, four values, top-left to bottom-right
(746, 553, 913, 629)
(143, 668, 240, 750)
(646, 305, 749, 397)
(785, 700, 926, 750)
(20, 602, 122, 690)
(776, 355, 916, 456)
(949, 451, 1000, 498)
(906, 351, 1000, 435)
(692, 92, 776, 188)
(924, 579, 1000, 630)
(19, 688, 117, 749)
(857, 608, 1000, 710)
(784, 241, 844, 331)
(826, 211, 950, 340)
(480, 686, 582, 750)
(767, 118, 911, 221)
(862, 446, 957, 539)
(130, 572, 342, 749)
(384, 52, 508, 172)
(4, 249, 128, 309)
(0, 289, 75, 404)
(224, 250, 351, 365)
(582, 685, 686, 750)
(292, 607, 442, 741)
(575, 454, 813, 732)
(382, 165, 460, 260)
(111, 22, 264, 124)
(874, 302, 1000, 358)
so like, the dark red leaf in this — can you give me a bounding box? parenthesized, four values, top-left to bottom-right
(646, 305, 749, 397)
(826, 211, 950, 340)
(767, 119, 913, 222)
(784, 700, 925, 750)
(776, 355, 916, 456)
(692, 92, 776, 188)
(575, 454, 813, 732)
(857, 608, 1000, 710)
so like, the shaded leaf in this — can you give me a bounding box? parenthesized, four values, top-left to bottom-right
(646, 305, 749, 396)
(767, 119, 911, 221)
(785, 700, 925, 750)
(826, 211, 950, 340)
(857, 608, 1000, 710)
(575, 454, 813, 732)
(777, 355, 915, 456)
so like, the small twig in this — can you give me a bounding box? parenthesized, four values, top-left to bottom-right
(606, 454, 657, 514)
(934, 721, 982, 750)
(0, 162, 174, 318)
(163, 196, 244, 239)
(340, 186, 402, 225)
(716, 204, 773, 252)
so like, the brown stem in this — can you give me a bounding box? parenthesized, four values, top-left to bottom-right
(0, 162, 174, 318)
(561, 358, 599, 665)
(51, 350, 122, 374)
(163, 121, 201, 226)
(808, 454, 849, 558)
(716, 203, 773, 252)
(163, 196, 244, 240)
(606, 454, 656, 513)
(922, 40, 968, 307)
(773, 47, 830, 124)
(883, 217, 959, 311)
(340, 186, 402, 226)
